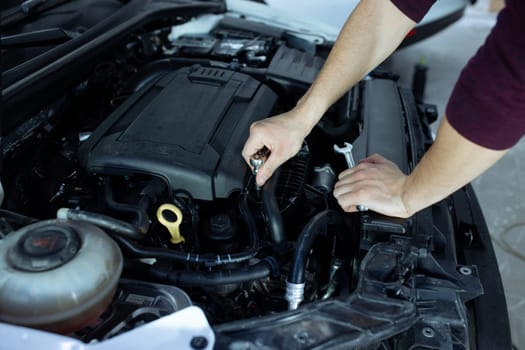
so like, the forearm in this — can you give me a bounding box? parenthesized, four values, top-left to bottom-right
(294, 0, 416, 131)
(402, 117, 509, 215)
(243, 0, 419, 186)
(333, 117, 509, 218)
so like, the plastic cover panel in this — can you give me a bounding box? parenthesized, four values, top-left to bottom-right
(352, 78, 408, 174)
(80, 66, 277, 200)
(267, 46, 325, 87)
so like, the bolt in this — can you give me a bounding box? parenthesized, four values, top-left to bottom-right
(459, 266, 472, 276)
(190, 336, 209, 349)
(422, 327, 435, 338)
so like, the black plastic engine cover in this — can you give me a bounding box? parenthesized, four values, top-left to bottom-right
(79, 66, 277, 200)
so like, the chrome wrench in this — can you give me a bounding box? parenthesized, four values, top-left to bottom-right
(333, 142, 356, 168)
(249, 146, 271, 190)
(333, 142, 368, 211)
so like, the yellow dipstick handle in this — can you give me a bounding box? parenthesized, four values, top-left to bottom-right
(156, 203, 185, 244)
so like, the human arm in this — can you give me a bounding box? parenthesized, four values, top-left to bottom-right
(242, 0, 418, 186)
(333, 116, 509, 218)
(333, 0, 525, 217)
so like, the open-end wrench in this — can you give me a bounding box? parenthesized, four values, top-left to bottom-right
(333, 142, 356, 168)
(333, 142, 368, 211)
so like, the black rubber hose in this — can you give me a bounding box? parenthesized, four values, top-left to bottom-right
(288, 210, 345, 284)
(111, 193, 259, 267)
(0, 209, 38, 226)
(57, 208, 143, 239)
(261, 169, 286, 245)
(103, 179, 150, 234)
(126, 258, 277, 287)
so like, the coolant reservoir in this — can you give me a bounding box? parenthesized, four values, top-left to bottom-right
(0, 219, 123, 333)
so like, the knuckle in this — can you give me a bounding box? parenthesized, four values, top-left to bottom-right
(352, 171, 363, 181)
(250, 121, 263, 133)
(352, 171, 366, 182)
(353, 188, 368, 200)
(354, 188, 366, 196)
(354, 164, 369, 174)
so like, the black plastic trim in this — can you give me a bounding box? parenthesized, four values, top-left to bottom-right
(400, 5, 467, 48)
(453, 185, 513, 350)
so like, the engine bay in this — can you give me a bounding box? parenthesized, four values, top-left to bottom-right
(0, 1, 508, 349)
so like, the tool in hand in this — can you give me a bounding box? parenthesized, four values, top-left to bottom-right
(333, 142, 368, 212)
(250, 146, 271, 190)
(333, 142, 356, 168)
(250, 157, 263, 177)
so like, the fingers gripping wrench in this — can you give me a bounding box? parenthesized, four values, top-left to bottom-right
(333, 142, 368, 211)
(249, 146, 271, 190)
(250, 157, 264, 177)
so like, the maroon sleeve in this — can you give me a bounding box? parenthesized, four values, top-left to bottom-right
(390, 0, 436, 22)
(446, 0, 525, 150)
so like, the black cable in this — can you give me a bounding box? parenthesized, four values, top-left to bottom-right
(0, 208, 38, 226)
(126, 258, 277, 287)
(103, 179, 150, 234)
(112, 192, 260, 267)
(57, 208, 143, 239)
(261, 169, 286, 245)
(287, 210, 345, 284)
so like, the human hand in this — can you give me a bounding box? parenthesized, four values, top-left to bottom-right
(242, 109, 310, 186)
(333, 154, 412, 218)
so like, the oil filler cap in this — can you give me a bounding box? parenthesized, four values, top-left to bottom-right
(8, 224, 81, 272)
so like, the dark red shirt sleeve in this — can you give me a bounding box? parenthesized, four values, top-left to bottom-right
(446, 0, 525, 149)
(390, 0, 436, 22)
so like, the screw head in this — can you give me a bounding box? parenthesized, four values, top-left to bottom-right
(422, 327, 435, 338)
(459, 266, 472, 276)
(190, 336, 209, 349)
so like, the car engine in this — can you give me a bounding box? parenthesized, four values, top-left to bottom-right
(0, 1, 510, 349)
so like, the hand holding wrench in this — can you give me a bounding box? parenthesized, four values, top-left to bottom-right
(249, 146, 271, 190)
(333, 142, 356, 168)
(333, 142, 368, 211)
